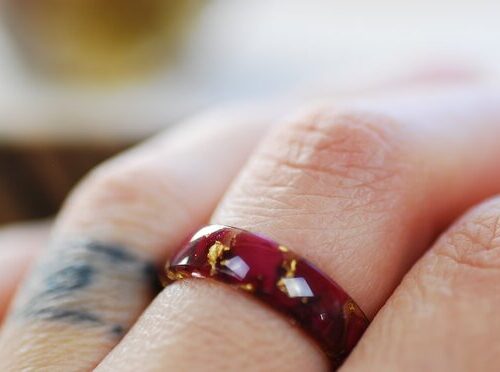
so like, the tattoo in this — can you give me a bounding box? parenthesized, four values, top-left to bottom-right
(44, 264, 94, 294)
(30, 308, 102, 324)
(85, 241, 161, 293)
(15, 239, 160, 337)
(110, 324, 125, 337)
(86, 241, 139, 264)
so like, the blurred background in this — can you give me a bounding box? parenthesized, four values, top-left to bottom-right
(0, 0, 499, 224)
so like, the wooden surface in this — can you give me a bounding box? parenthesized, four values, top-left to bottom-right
(0, 143, 130, 224)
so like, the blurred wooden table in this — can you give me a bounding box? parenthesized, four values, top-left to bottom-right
(0, 142, 130, 224)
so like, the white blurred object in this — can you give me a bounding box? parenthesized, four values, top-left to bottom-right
(1, 0, 499, 142)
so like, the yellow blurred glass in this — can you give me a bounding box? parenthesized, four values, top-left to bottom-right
(3, 0, 203, 83)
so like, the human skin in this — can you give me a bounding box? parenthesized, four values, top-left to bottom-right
(1, 74, 500, 371)
(0, 221, 49, 321)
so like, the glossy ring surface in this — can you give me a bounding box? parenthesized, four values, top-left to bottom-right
(165, 225, 369, 368)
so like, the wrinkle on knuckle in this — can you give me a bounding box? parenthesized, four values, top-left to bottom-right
(254, 107, 412, 212)
(73, 160, 175, 211)
(216, 108, 414, 259)
(379, 199, 500, 330)
(390, 267, 439, 314)
(58, 158, 192, 247)
(433, 198, 500, 271)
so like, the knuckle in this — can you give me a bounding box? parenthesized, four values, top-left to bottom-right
(71, 158, 162, 211)
(218, 106, 417, 242)
(270, 107, 408, 184)
(58, 156, 190, 244)
(388, 197, 500, 327)
(255, 106, 413, 208)
(433, 196, 500, 271)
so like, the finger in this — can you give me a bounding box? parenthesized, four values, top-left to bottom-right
(98, 83, 500, 371)
(0, 105, 273, 371)
(0, 221, 49, 322)
(343, 196, 500, 371)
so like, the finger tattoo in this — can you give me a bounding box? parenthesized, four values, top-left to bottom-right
(11, 239, 160, 337)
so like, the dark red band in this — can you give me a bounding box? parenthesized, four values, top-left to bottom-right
(165, 225, 368, 368)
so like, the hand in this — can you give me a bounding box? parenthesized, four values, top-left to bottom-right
(1, 72, 500, 371)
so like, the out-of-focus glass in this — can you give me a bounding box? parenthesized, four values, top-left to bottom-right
(2, 0, 202, 83)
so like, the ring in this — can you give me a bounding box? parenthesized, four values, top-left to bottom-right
(165, 225, 369, 368)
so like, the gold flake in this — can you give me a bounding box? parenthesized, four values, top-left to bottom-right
(207, 241, 230, 275)
(166, 269, 185, 281)
(167, 270, 176, 281)
(277, 278, 287, 294)
(345, 301, 356, 313)
(276, 258, 298, 294)
(278, 245, 289, 253)
(283, 259, 297, 278)
(239, 283, 255, 292)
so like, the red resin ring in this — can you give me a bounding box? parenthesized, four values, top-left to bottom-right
(165, 225, 369, 368)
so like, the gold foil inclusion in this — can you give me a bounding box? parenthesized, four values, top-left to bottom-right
(278, 245, 289, 253)
(166, 269, 186, 281)
(276, 258, 298, 295)
(239, 283, 255, 292)
(344, 301, 357, 314)
(207, 241, 230, 275)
